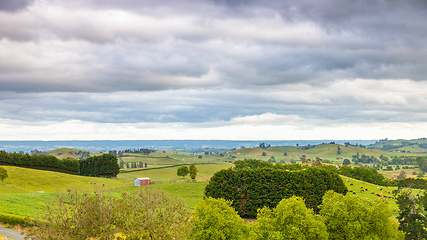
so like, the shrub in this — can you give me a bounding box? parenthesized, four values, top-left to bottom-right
(250, 196, 328, 240)
(320, 191, 404, 240)
(190, 197, 247, 240)
(205, 167, 347, 218)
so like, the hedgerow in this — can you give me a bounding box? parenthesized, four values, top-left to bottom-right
(204, 167, 347, 218)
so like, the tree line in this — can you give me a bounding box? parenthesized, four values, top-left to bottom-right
(0, 151, 120, 177)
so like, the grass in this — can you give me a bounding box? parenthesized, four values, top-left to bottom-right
(0, 161, 412, 222)
(0, 166, 130, 193)
(117, 163, 232, 182)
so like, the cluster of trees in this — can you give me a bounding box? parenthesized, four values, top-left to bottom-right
(205, 167, 347, 218)
(119, 161, 147, 169)
(258, 142, 271, 149)
(0, 150, 80, 173)
(79, 154, 120, 177)
(26, 188, 403, 240)
(108, 148, 155, 157)
(0, 151, 120, 177)
(177, 164, 198, 180)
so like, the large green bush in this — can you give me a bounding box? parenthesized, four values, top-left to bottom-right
(250, 196, 328, 240)
(190, 197, 248, 240)
(320, 191, 404, 240)
(205, 167, 347, 218)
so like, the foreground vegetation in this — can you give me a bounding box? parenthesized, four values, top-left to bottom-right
(2, 142, 427, 239)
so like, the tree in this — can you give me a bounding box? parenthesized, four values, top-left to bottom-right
(342, 158, 351, 165)
(250, 196, 328, 240)
(397, 171, 407, 180)
(312, 157, 322, 167)
(189, 164, 198, 180)
(261, 152, 267, 157)
(393, 178, 427, 239)
(177, 165, 189, 178)
(417, 157, 427, 172)
(320, 191, 403, 240)
(0, 167, 8, 184)
(190, 197, 248, 240)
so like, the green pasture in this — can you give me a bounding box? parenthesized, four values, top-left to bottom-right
(0, 162, 417, 223)
(0, 166, 129, 193)
(118, 163, 232, 182)
(231, 144, 425, 165)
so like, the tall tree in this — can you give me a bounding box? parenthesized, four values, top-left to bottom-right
(189, 164, 198, 180)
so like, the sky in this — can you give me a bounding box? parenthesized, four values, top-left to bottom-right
(0, 0, 426, 141)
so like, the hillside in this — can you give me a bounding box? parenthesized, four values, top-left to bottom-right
(232, 143, 425, 164)
(47, 147, 100, 159)
(0, 166, 130, 218)
(368, 138, 427, 153)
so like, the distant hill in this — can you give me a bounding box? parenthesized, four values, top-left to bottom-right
(46, 148, 99, 159)
(232, 142, 425, 164)
(368, 138, 427, 153)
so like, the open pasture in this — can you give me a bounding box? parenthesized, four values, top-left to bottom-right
(118, 163, 231, 182)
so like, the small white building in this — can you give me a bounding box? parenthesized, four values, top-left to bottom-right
(133, 177, 151, 186)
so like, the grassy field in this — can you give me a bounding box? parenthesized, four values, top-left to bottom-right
(118, 163, 232, 182)
(0, 166, 131, 218)
(231, 144, 425, 164)
(0, 161, 419, 222)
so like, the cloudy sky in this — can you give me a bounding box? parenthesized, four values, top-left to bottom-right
(1, 0, 426, 140)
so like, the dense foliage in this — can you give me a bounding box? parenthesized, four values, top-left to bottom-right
(250, 196, 328, 240)
(79, 154, 120, 177)
(320, 191, 403, 240)
(393, 178, 427, 239)
(205, 167, 347, 218)
(26, 188, 190, 240)
(177, 165, 189, 178)
(191, 197, 248, 240)
(0, 150, 79, 173)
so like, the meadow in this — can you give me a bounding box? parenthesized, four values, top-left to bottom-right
(0, 162, 409, 221)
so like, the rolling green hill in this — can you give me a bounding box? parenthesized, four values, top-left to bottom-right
(0, 166, 130, 218)
(368, 138, 427, 153)
(231, 143, 425, 164)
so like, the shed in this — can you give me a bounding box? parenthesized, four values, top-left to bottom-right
(134, 178, 151, 186)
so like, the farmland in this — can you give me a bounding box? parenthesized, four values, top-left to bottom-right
(0, 142, 426, 239)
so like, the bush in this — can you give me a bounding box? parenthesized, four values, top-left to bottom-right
(205, 167, 347, 218)
(26, 188, 190, 240)
(320, 191, 404, 240)
(190, 197, 247, 240)
(250, 196, 328, 240)
(0, 212, 35, 227)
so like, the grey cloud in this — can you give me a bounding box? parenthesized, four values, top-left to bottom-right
(2, 80, 426, 126)
(0, 0, 34, 12)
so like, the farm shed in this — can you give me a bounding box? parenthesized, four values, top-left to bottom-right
(133, 178, 151, 186)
